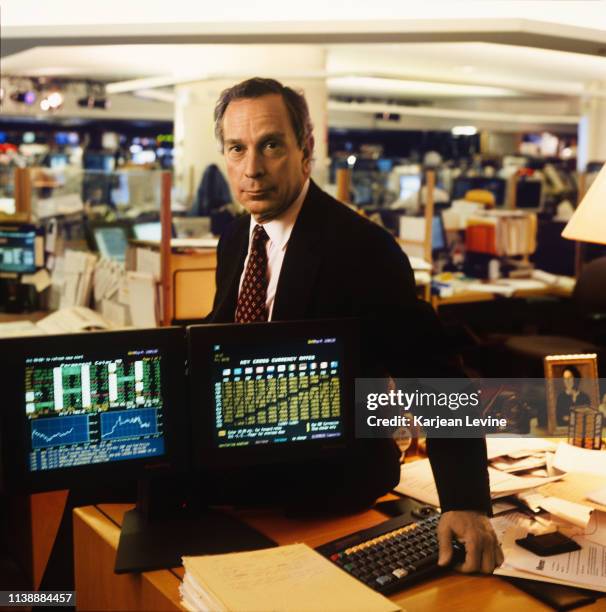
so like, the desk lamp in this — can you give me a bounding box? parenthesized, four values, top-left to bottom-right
(562, 163, 606, 248)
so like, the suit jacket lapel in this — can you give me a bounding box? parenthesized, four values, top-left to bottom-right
(213, 219, 249, 322)
(272, 181, 323, 321)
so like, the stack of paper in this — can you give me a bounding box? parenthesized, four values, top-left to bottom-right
(59, 250, 98, 308)
(495, 509, 606, 592)
(487, 437, 559, 478)
(180, 544, 399, 612)
(395, 457, 562, 508)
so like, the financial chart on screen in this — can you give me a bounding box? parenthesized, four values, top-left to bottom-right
(210, 336, 345, 448)
(25, 348, 165, 472)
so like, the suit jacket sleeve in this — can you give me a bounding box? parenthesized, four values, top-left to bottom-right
(356, 224, 492, 515)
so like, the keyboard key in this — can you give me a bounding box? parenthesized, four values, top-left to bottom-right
(376, 575, 392, 586)
(392, 568, 408, 579)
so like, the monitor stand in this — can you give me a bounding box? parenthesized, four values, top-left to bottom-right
(114, 477, 276, 574)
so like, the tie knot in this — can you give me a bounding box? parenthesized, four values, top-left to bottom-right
(252, 224, 269, 244)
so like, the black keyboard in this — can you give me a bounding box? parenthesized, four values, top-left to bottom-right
(317, 513, 464, 595)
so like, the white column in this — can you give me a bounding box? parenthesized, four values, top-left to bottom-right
(578, 81, 606, 171)
(173, 46, 328, 207)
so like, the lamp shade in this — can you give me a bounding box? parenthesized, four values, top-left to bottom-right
(562, 163, 606, 245)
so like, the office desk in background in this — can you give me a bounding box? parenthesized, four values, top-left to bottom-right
(71, 502, 601, 612)
(430, 279, 574, 310)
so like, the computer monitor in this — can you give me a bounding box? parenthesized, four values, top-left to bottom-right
(0, 224, 43, 274)
(187, 319, 357, 471)
(0, 327, 187, 494)
(132, 221, 177, 241)
(432, 215, 447, 253)
(515, 179, 544, 210)
(89, 222, 132, 262)
(400, 175, 422, 200)
(452, 177, 506, 207)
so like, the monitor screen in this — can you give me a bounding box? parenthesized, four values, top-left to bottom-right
(515, 180, 543, 210)
(188, 320, 357, 469)
(93, 226, 129, 262)
(432, 215, 447, 251)
(399, 175, 421, 200)
(452, 177, 506, 206)
(0, 328, 187, 493)
(133, 222, 161, 241)
(0, 225, 39, 273)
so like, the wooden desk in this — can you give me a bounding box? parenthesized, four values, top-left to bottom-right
(430, 282, 574, 310)
(72, 503, 592, 612)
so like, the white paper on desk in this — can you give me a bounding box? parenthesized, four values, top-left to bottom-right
(502, 526, 606, 591)
(486, 437, 557, 461)
(489, 467, 562, 497)
(171, 237, 218, 249)
(127, 271, 157, 328)
(554, 443, 606, 476)
(395, 459, 561, 506)
(408, 256, 432, 271)
(60, 273, 79, 308)
(101, 299, 128, 328)
(0, 321, 44, 338)
(136, 248, 161, 281)
(490, 511, 537, 541)
(491, 455, 546, 473)
(585, 509, 606, 546)
(465, 282, 515, 297)
(495, 279, 547, 291)
(21, 269, 51, 293)
(538, 496, 593, 528)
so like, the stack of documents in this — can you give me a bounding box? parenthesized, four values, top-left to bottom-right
(487, 437, 559, 478)
(395, 454, 561, 508)
(59, 250, 98, 308)
(0, 307, 114, 338)
(495, 509, 606, 592)
(180, 543, 399, 612)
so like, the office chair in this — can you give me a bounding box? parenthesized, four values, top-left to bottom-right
(502, 255, 606, 374)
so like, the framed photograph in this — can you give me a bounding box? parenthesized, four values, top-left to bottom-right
(544, 354, 600, 435)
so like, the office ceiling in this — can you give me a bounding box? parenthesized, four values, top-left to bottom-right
(2, 2, 605, 129)
(3, 41, 606, 100)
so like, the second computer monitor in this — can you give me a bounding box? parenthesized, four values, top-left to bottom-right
(187, 319, 358, 470)
(0, 327, 188, 494)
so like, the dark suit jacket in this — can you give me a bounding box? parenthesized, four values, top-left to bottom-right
(207, 180, 491, 513)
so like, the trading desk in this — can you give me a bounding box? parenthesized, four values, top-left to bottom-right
(71, 502, 600, 611)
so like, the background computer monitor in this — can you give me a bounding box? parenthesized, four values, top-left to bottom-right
(432, 214, 448, 252)
(452, 177, 506, 207)
(187, 319, 358, 471)
(0, 328, 187, 494)
(400, 175, 422, 200)
(515, 179, 544, 210)
(132, 221, 177, 241)
(88, 221, 132, 262)
(0, 224, 43, 274)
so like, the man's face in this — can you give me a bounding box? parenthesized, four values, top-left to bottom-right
(221, 94, 311, 223)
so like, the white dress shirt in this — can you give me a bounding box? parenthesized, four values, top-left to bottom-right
(238, 179, 310, 320)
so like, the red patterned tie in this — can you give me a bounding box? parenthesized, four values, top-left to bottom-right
(235, 224, 270, 323)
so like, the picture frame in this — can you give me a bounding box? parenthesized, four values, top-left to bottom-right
(544, 353, 600, 435)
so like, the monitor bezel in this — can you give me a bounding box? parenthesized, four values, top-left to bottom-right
(0, 327, 188, 494)
(0, 223, 43, 274)
(187, 319, 359, 471)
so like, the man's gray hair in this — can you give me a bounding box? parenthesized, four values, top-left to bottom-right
(214, 77, 314, 158)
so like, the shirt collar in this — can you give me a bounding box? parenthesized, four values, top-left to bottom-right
(249, 178, 309, 250)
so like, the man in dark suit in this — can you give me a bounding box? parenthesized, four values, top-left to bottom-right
(207, 77, 502, 574)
